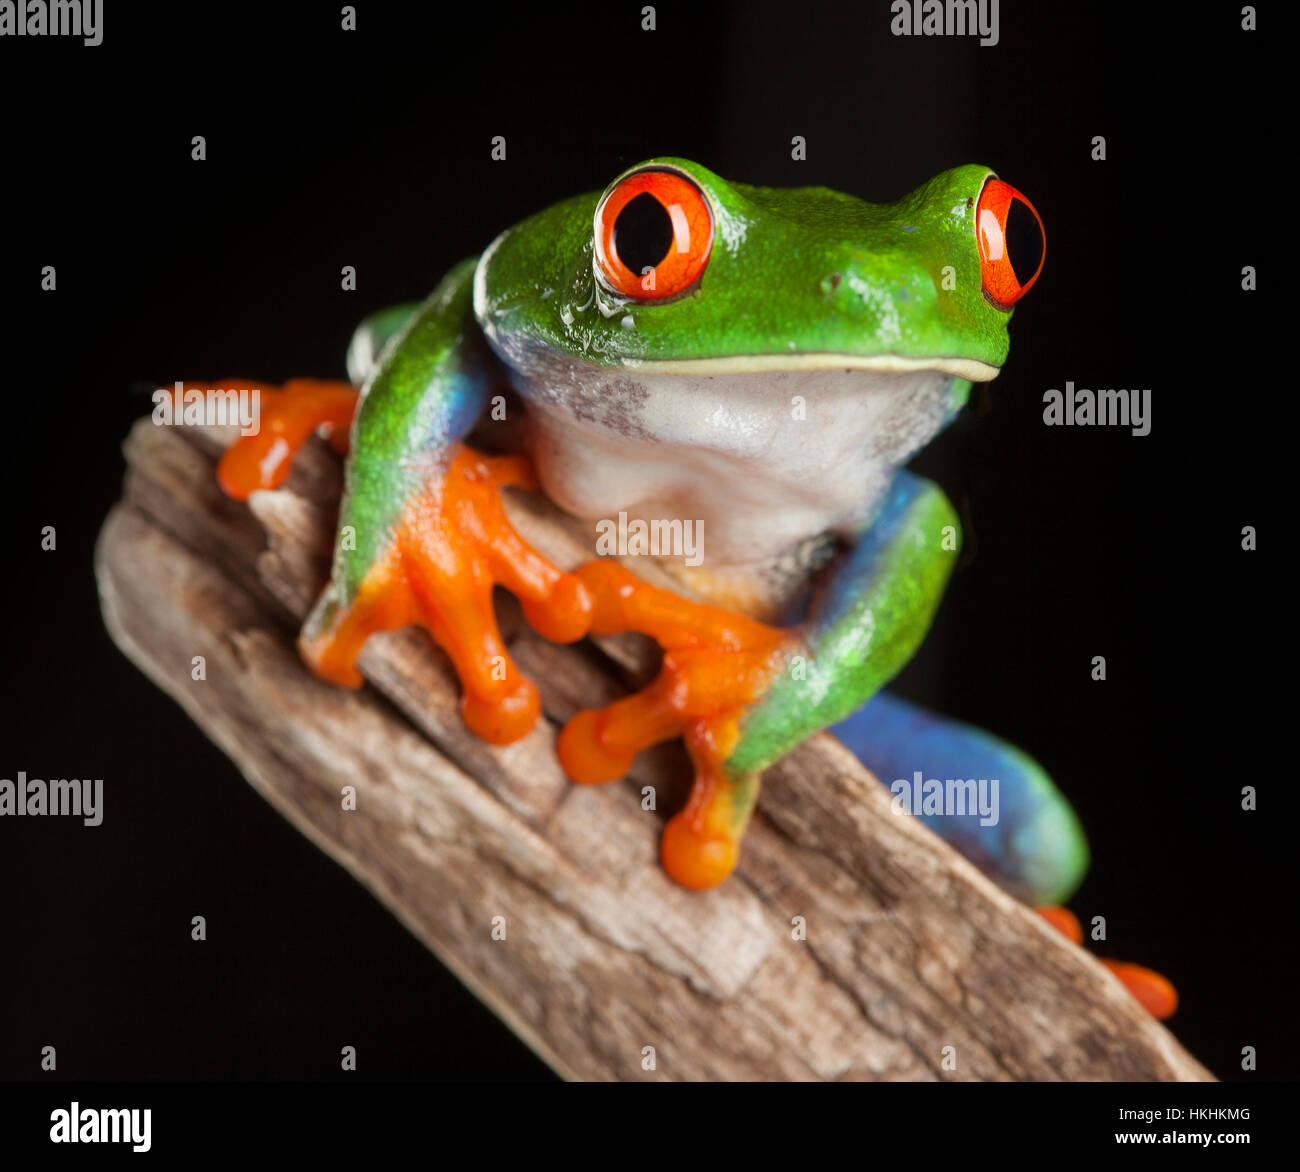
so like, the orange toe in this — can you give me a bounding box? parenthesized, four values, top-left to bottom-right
(460, 677, 541, 746)
(1035, 905, 1084, 945)
(661, 812, 739, 890)
(557, 710, 639, 784)
(1036, 907, 1178, 1019)
(1102, 960, 1179, 1020)
(520, 576, 592, 644)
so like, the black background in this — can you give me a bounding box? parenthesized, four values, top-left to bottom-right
(0, 1, 1287, 1084)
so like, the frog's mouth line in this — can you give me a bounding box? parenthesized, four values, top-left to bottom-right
(619, 352, 999, 382)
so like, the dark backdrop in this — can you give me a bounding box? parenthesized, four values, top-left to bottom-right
(0, 2, 1286, 1082)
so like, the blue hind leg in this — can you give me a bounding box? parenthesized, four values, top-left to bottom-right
(832, 692, 1089, 905)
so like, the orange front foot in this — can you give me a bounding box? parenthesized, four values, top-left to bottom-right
(194, 377, 360, 501)
(299, 445, 593, 746)
(1035, 905, 1179, 1020)
(557, 561, 797, 889)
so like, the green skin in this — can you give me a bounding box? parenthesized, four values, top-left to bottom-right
(303, 157, 1086, 898)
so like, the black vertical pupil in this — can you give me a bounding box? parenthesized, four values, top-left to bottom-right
(1005, 198, 1043, 286)
(613, 192, 674, 276)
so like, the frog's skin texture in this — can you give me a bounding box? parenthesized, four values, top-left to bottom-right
(207, 158, 1175, 1019)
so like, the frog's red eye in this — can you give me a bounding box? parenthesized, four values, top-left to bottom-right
(594, 168, 713, 301)
(976, 178, 1045, 308)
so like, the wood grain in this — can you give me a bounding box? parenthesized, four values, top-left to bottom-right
(94, 416, 1213, 1082)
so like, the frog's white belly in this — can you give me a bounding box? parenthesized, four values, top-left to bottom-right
(510, 364, 956, 570)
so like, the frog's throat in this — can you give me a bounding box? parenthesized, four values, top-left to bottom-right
(616, 352, 999, 382)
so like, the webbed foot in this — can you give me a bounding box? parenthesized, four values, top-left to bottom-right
(557, 561, 797, 889)
(300, 445, 593, 745)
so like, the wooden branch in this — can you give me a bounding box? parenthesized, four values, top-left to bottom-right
(94, 416, 1213, 1082)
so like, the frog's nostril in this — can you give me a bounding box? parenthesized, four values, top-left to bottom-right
(822, 272, 843, 295)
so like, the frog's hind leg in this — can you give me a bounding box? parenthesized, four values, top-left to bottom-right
(345, 302, 423, 385)
(835, 691, 1178, 1019)
(831, 690, 1088, 906)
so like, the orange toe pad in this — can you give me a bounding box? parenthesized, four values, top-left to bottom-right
(1102, 960, 1179, 1020)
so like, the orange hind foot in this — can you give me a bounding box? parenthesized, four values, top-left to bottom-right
(1035, 905, 1179, 1019)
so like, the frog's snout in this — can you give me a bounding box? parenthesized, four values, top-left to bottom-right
(814, 248, 932, 337)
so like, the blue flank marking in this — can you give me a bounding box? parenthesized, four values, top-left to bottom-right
(812, 470, 930, 638)
(832, 691, 1089, 905)
(434, 369, 490, 448)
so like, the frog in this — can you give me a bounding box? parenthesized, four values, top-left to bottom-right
(203, 157, 1176, 1019)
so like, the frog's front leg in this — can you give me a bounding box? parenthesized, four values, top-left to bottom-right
(225, 260, 591, 743)
(302, 442, 592, 743)
(559, 470, 957, 889)
(558, 561, 798, 888)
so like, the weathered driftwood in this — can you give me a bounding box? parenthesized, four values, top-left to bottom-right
(94, 415, 1212, 1082)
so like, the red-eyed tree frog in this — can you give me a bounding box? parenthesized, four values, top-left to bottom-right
(202, 158, 1176, 1019)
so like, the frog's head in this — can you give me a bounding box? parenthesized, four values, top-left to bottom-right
(473, 156, 1045, 384)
